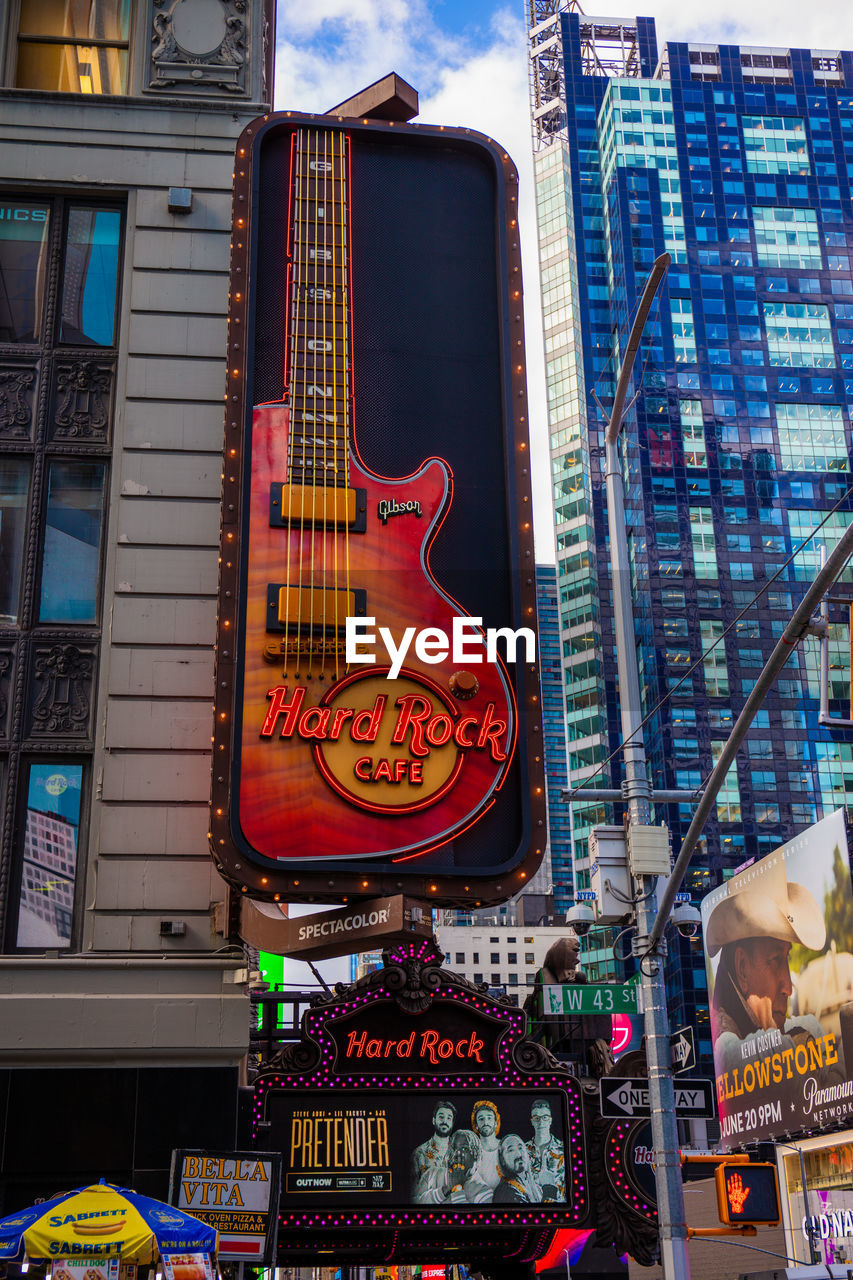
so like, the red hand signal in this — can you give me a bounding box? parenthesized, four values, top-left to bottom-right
(727, 1171, 751, 1215)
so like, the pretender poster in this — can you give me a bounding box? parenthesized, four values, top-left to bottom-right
(268, 1090, 569, 1207)
(702, 809, 853, 1145)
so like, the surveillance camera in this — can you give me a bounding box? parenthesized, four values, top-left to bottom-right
(670, 901, 702, 939)
(566, 901, 596, 937)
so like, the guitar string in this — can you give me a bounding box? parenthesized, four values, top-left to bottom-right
(282, 127, 300, 676)
(307, 129, 322, 679)
(295, 128, 313, 673)
(295, 124, 308, 675)
(327, 129, 338, 680)
(318, 128, 329, 675)
(332, 128, 343, 681)
(341, 129, 352, 680)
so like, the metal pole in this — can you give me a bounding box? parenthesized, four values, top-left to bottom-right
(603, 252, 690, 1278)
(799, 1145, 819, 1265)
(649, 517, 853, 948)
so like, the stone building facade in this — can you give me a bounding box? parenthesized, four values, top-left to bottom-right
(0, 0, 273, 1206)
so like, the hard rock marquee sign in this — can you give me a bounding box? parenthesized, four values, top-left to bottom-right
(251, 942, 659, 1271)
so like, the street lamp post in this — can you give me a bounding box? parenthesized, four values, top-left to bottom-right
(602, 253, 691, 1279)
(775, 1141, 819, 1265)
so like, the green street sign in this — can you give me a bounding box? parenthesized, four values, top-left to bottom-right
(544, 983, 639, 1015)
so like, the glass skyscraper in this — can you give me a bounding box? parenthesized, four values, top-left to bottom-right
(528, 8, 853, 1049)
(536, 564, 574, 920)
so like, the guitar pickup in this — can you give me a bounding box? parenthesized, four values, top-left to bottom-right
(270, 483, 367, 532)
(266, 584, 367, 633)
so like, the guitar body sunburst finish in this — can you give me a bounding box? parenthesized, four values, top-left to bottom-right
(237, 401, 514, 862)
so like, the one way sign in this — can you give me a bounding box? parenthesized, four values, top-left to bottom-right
(670, 1025, 697, 1075)
(599, 1076, 715, 1120)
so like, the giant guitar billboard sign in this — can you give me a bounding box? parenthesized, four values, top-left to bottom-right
(211, 112, 542, 903)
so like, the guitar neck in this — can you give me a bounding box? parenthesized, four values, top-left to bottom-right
(286, 127, 352, 489)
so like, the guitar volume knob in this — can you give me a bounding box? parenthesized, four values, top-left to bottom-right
(449, 671, 479, 701)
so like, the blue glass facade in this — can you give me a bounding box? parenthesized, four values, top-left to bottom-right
(529, 11, 853, 1050)
(536, 564, 574, 917)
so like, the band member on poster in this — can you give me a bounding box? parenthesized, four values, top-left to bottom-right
(465, 1101, 503, 1202)
(707, 860, 844, 1080)
(526, 1098, 565, 1202)
(492, 1134, 542, 1204)
(411, 1100, 457, 1203)
(444, 1129, 482, 1203)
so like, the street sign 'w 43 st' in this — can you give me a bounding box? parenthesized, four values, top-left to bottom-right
(544, 983, 638, 1015)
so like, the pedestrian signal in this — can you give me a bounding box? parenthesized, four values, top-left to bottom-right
(714, 1162, 780, 1226)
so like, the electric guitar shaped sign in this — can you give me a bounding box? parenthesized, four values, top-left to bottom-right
(212, 114, 543, 903)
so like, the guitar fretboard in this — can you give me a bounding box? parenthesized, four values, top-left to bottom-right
(286, 129, 351, 488)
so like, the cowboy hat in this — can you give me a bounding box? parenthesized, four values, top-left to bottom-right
(705, 855, 826, 957)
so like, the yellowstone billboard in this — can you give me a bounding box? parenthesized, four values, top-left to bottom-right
(702, 809, 853, 1145)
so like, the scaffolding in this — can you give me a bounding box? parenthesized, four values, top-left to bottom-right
(527, 1, 643, 148)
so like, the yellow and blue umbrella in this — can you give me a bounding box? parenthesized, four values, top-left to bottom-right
(0, 1181, 217, 1264)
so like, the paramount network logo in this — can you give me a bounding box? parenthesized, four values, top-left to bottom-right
(345, 616, 536, 680)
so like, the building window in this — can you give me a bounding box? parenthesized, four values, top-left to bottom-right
(0, 192, 122, 951)
(763, 301, 835, 368)
(776, 403, 848, 472)
(690, 507, 718, 578)
(490, 952, 500, 964)
(507, 952, 517, 965)
(701, 619, 729, 697)
(711, 742, 741, 821)
(474, 973, 483, 984)
(670, 298, 697, 362)
(15, 0, 131, 96)
(525, 952, 535, 964)
(472, 951, 479, 963)
(455, 952, 465, 965)
(491, 973, 501, 985)
(742, 116, 810, 175)
(752, 206, 821, 269)
(15, 762, 84, 947)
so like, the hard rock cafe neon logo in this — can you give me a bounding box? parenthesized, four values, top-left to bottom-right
(260, 667, 508, 814)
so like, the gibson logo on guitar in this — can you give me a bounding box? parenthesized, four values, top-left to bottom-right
(377, 497, 422, 524)
(238, 126, 516, 857)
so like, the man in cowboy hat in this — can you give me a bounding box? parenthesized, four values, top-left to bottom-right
(707, 855, 839, 1073)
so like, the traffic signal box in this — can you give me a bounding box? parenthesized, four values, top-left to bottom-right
(714, 1162, 781, 1227)
(681, 1152, 781, 1236)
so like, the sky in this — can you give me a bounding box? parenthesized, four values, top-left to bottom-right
(274, 0, 851, 562)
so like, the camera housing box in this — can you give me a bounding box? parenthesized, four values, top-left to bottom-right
(589, 826, 632, 924)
